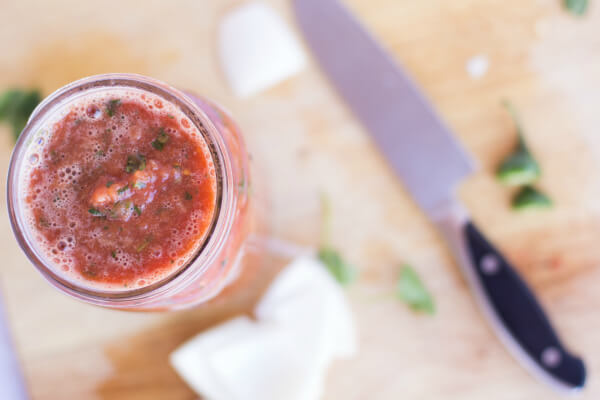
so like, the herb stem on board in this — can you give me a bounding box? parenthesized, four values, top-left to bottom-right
(496, 101, 541, 187)
(317, 193, 357, 286)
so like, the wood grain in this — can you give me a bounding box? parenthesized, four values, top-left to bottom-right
(1, 0, 600, 399)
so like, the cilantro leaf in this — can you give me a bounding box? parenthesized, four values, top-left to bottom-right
(0, 89, 42, 141)
(565, 0, 588, 15)
(125, 154, 146, 173)
(397, 265, 435, 315)
(496, 101, 541, 186)
(317, 247, 357, 286)
(151, 128, 169, 150)
(512, 186, 553, 210)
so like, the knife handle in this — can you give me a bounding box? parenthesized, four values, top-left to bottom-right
(433, 200, 585, 393)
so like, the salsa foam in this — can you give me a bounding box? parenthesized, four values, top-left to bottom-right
(22, 89, 217, 291)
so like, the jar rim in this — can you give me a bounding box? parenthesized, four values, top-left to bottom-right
(6, 73, 236, 307)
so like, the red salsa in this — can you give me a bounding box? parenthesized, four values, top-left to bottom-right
(25, 91, 217, 289)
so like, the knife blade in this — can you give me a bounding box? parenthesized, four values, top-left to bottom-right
(293, 0, 585, 393)
(295, 0, 474, 217)
(0, 292, 28, 400)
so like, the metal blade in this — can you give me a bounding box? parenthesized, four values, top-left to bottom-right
(293, 0, 475, 214)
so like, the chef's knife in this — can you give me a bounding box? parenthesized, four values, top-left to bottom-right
(293, 0, 585, 392)
(0, 292, 29, 399)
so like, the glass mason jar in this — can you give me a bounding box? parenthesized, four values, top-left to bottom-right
(7, 74, 262, 310)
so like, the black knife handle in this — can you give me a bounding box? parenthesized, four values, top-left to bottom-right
(433, 201, 585, 392)
(464, 222, 585, 390)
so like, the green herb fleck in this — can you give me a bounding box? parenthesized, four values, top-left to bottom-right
(512, 186, 553, 211)
(106, 99, 121, 117)
(564, 0, 588, 15)
(117, 184, 129, 194)
(0, 88, 42, 141)
(106, 181, 114, 188)
(83, 269, 98, 278)
(111, 250, 117, 259)
(318, 248, 357, 286)
(238, 176, 252, 196)
(39, 217, 50, 228)
(136, 236, 152, 252)
(397, 265, 435, 315)
(133, 204, 142, 216)
(125, 157, 136, 173)
(151, 128, 169, 150)
(496, 101, 541, 186)
(96, 150, 105, 157)
(138, 155, 146, 171)
(125, 154, 146, 173)
(103, 225, 109, 230)
(152, 140, 163, 150)
(168, 114, 175, 119)
(184, 191, 193, 200)
(88, 208, 103, 216)
(157, 128, 169, 143)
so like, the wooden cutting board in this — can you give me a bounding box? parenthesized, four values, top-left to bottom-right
(1, 0, 600, 399)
